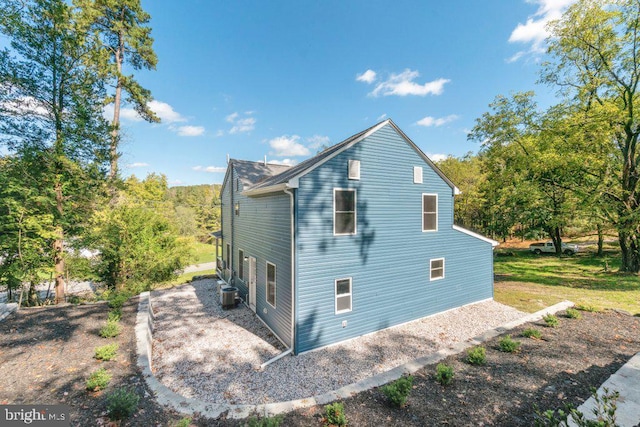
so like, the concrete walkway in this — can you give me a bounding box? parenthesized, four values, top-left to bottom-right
(574, 352, 640, 427)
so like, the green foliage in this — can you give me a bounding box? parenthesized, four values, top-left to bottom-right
(86, 367, 111, 391)
(167, 184, 222, 242)
(323, 402, 347, 426)
(246, 415, 283, 427)
(175, 418, 192, 427)
(533, 387, 619, 427)
(565, 308, 582, 319)
(435, 363, 454, 386)
(108, 293, 129, 309)
(94, 343, 118, 361)
(99, 320, 121, 338)
(106, 387, 140, 421)
(466, 346, 487, 365)
(543, 314, 559, 328)
(107, 309, 122, 322)
(575, 304, 598, 313)
(522, 328, 542, 339)
(381, 375, 414, 408)
(499, 335, 521, 353)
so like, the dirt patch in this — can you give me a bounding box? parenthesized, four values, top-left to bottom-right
(0, 301, 638, 426)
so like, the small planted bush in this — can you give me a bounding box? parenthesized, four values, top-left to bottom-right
(175, 418, 192, 427)
(107, 309, 122, 322)
(106, 387, 140, 420)
(108, 293, 129, 310)
(94, 343, 118, 361)
(435, 363, 454, 386)
(381, 375, 414, 408)
(522, 328, 542, 339)
(543, 314, 559, 328)
(565, 308, 582, 319)
(246, 416, 283, 427)
(99, 320, 121, 338)
(466, 346, 487, 365)
(499, 335, 521, 353)
(86, 367, 111, 391)
(575, 304, 598, 312)
(533, 387, 619, 427)
(323, 402, 347, 426)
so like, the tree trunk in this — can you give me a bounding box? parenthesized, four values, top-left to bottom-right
(597, 223, 604, 257)
(618, 230, 640, 273)
(547, 226, 563, 256)
(54, 180, 65, 304)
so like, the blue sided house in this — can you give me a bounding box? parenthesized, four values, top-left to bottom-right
(217, 119, 497, 354)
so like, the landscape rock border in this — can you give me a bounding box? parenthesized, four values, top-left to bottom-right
(136, 290, 575, 420)
(0, 303, 18, 322)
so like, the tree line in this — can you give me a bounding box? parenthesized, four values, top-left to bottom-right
(0, 0, 218, 305)
(439, 0, 640, 274)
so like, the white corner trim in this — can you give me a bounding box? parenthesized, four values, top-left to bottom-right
(452, 225, 498, 247)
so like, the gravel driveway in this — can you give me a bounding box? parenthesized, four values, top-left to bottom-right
(151, 279, 526, 405)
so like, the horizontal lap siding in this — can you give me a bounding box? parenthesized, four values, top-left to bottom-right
(232, 171, 292, 347)
(295, 124, 493, 353)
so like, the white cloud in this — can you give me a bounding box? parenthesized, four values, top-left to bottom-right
(1, 95, 50, 117)
(169, 179, 184, 185)
(148, 100, 186, 123)
(376, 113, 388, 121)
(193, 165, 226, 173)
(427, 153, 448, 162)
(416, 114, 459, 127)
(176, 125, 205, 136)
(370, 69, 450, 97)
(269, 135, 310, 157)
(508, 0, 576, 61)
(227, 111, 256, 134)
(306, 134, 330, 150)
(356, 69, 377, 83)
(268, 158, 297, 166)
(126, 162, 149, 168)
(214, 129, 225, 137)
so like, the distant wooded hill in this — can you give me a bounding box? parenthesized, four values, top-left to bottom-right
(167, 184, 221, 242)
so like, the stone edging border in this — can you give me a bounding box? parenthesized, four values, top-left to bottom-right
(135, 291, 574, 420)
(0, 303, 18, 322)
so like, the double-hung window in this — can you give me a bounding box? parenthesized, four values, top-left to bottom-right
(266, 262, 276, 308)
(334, 189, 356, 235)
(238, 249, 244, 280)
(430, 258, 445, 281)
(422, 194, 438, 232)
(335, 278, 352, 314)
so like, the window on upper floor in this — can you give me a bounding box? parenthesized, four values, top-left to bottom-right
(335, 278, 352, 314)
(422, 194, 438, 232)
(414, 166, 423, 184)
(430, 258, 445, 281)
(266, 262, 276, 308)
(334, 189, 357, 235)
(348, 160, 360, 180)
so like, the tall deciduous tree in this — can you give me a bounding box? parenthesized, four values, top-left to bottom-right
(75, 0, 159, 181)
(0, 0, 109, 303)
(543, 0, 640, 272)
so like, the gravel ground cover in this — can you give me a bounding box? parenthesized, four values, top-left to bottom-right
(152, 279, 527, 405)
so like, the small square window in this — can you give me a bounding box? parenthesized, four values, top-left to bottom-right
(348, 160, 360, 180)
(335, 278, 352, 314)
(234, 202, 239, 216)
(430, 258, 445, 281)
(414, 166, 423, 184)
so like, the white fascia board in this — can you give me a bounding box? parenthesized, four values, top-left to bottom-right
(242, 182, 295, 197)
(454, 187, 461, 195)
(452, 225, 499, 247)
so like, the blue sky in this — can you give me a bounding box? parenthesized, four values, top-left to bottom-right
(115, 0, 575, 186)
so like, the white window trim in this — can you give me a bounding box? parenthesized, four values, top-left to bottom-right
(335, 277, 352, 314)
(430, 258, 445, 281)
(348, 160, 360, 180)
(413, 166, 423, 184)
(238, 249, 244, 281)
(266, 261, 276, 309)
(333, 188, 357, 236)
(422, 193, 438, 232)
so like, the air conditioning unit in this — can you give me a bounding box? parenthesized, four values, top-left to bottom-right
(221, 286, 238, 309)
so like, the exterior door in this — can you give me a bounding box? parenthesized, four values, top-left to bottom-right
(248, 256, 257, 312)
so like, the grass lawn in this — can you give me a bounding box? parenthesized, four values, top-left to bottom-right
(191, 241, 217, 265)
(494, 247, 640, 315)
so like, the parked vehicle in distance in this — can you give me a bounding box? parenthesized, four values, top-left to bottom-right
(529, 241, 579, 255)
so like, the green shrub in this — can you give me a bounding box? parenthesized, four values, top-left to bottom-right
(106, 387, 140, 420)
(534, 387, 619, 427)
(86, 367, 111, 391)
(68, 295, 81, 304)
(107, 309, 122, 322)
(108, 293, 129, 310)
(381, 375, 414, 408)
(99, 320, 121, 338)
(499, 335, 521, 353)
(543, 314, 559, 328)
(175, 417, 192, 427)
(94, 343, 118, 361)
(245, 416, 283, 427)
(435, 363, 454, 386)
(323, 402, 347, 426)
(466, 346, 487, 365)
(565, 308, 582, 319)
(575, 304, 598, 312)
(522, 328, 542, 339)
